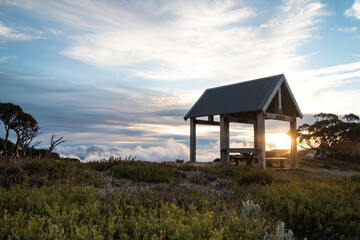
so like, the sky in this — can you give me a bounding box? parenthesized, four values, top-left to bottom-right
(1, 0, 360, 162)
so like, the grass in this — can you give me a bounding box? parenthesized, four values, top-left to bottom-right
(0, 157, 360, 239)
(87, 158, 185, 184)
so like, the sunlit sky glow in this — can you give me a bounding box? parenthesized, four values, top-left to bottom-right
(1, 0, 359, 161)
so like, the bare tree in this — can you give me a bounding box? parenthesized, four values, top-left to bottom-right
(45, 135, 66, 158)
(26, 140, 42, 158)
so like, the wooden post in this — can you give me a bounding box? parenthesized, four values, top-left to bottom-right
(220, 115, 229, 165)
(290, 118, 298, 168)
(253, 122, 258, 153)
(255, 111, 266, 169)
(252, 122, 258, 167)
(274, 88, 282, 115)
(190, 118, 196, 162)
(208, 115, 214, 122)
(278, 88, 282, 115)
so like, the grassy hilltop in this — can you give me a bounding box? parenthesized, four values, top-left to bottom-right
(0, 157, 360, 239)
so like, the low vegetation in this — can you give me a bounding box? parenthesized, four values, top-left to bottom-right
(0, 157, 359, 239)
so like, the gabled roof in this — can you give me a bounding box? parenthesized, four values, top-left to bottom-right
(184, 74, 302, 120)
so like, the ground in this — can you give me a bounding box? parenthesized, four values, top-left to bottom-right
(0, 154, 359, 239)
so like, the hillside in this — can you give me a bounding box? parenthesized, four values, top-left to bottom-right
(0, 156, 360, 239)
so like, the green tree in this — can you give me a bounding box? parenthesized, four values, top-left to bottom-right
(0, 102, 41, 158)
(297, 113, 360, 160)
(12, 112, 40, 158)
(0, 103, 23, 156)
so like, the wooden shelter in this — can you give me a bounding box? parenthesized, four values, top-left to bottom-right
(184, 74, 303, 169)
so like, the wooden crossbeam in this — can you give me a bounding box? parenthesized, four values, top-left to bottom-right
(195, 120, 220, 126)
(264, 112, 295, 122)
(226, 117, 255, 124)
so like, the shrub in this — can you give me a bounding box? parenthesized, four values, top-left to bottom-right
(111, 161, 184, 184)
(0, 158, 103, 188)
(88, 158, 185, 184)
(0, 184, 284, 239)
(205, 166, 274, 185)
(186, 171, 216, 185)
(254, 178, 360, 239)
(275, 221, 294, 240)
(1, 158, 360, 239)
(241, 200, 261, 217)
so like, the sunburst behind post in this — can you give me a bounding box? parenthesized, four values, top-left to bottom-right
(266, 133, 291, 150)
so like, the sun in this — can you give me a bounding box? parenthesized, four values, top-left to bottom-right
(266, 133, 291, 150)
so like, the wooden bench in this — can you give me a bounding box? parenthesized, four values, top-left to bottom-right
(225, 148, 287, 168)
(224, 148, 258, 166)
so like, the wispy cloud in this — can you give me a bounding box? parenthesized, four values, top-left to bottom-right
(2, 0, 328, 82)
(64, 0, 328, 81)
(0, 72, 192, 147)
(345, 0, 360, 19)
(0, 56, 16, 62)
(0, 20, 41, 40)
(336, 27, 357, 32)
(288, 61, 360, 114)
(2, 0, 359, 162)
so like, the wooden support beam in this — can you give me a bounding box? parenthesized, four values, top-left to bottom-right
(254, 122, 258, 157)
(274, 88, 282, 115)
(255, 111, 266, 169)
(226, 116, 256, 124)
(195, 120, 220, 126)
(264, 112, 295, 122)
(208, 115, 214, 122)
(290, 118, 298, 168)
(220, 115, 230, 165)
(190, 118, 196, 162)
(278, 87, 282, 115)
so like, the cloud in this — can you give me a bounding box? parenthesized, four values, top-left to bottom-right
(2, 0, 359, 162)
(2, 0, 328, 82)
(64, 0, 328, 81)
(0, 56, 16, 62)
(0, 20, 41, 40)
(336, 27, 357, 32)
(288, 61, 360, 114)
(57, 137, 265, 162)
(345, 0, 360, 19)
(0, 72, 194, 147)
(55, 136, 295, 163)
(57, 138, 192, 162)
